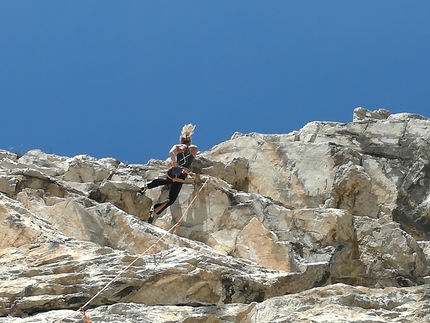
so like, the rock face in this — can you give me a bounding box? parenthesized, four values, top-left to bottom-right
(0, 107, 429, 322)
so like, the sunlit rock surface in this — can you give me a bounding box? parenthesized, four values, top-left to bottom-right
(0, 108, 429, 322)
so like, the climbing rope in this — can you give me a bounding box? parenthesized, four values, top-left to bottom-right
(54, 176, 210, 323)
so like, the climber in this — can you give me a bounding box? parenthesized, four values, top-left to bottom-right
(138, 124, 198, 224)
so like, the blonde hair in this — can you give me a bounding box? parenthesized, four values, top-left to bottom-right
(180, 124, 195, 140)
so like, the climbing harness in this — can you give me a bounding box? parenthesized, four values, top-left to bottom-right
(166, 166, 186, 183)
(54, 176, 210, 323)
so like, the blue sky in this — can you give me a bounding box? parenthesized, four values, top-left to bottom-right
(1, 1, 429, 164)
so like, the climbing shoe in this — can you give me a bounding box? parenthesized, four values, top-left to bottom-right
(147, 206, 154, 224)
(137, 185, 147, 195)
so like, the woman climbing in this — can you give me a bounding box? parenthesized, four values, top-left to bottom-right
(139, 124, 198, 223)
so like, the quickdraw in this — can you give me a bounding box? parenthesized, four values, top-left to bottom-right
(79, 307, 91, 323)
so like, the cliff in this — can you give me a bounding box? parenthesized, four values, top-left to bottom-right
(0, 107, 429, 322)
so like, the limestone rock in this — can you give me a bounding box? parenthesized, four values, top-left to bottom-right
(1, 284, 428, 322)
(0, 108, 430, 322)
(353, 107, 391, 121)
(201, 108, 430, 239)
(245, 283, 430, 323)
